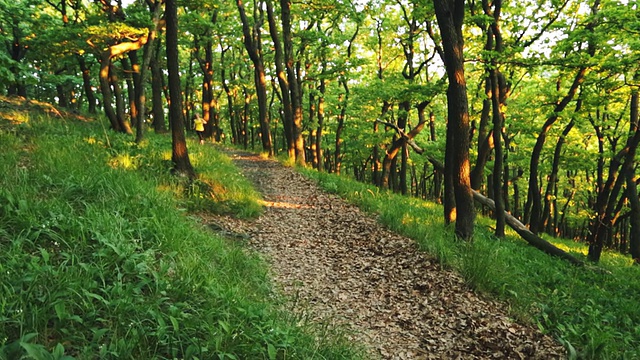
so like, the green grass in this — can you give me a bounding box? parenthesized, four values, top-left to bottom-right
(300, 167, 640, 360)
(0, 112, 363, 359)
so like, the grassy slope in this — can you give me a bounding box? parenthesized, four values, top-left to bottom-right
(301, 168, 640, 360)
(0, 101, 361, 359)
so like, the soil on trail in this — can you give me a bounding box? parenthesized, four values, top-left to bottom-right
(205, 150, 566, 360)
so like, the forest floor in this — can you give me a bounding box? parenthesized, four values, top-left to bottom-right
(200, 149, 566, 360)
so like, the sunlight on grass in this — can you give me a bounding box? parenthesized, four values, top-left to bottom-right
(109, 153, 138, 170)
(549, 241, 588, 256)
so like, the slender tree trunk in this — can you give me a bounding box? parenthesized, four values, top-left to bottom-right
(236, 0, 273, 155)
(99, 54, 120, 131)
(280, 0, 304, 164)
(542, 118, 576, 234)
(588, 90, 640, 262)
(134, 1, 164, 142)
(77, 55, 97, 113)
(490, 67, 505, 237)
(151, 41, 166, 133)
(335, 90, 348, 175)
(627, 169, 640, 263)
(316, 78, 325, 172)
(265, 0, 293, 157)
(122, 55, 139, 129)
(111, 65, 132, 134)
(470, 76, 494, 190)
(527, 69, 585, 233)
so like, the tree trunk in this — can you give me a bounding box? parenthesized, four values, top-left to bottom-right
(236, 0, 273, 155)
(280, 0, 304, 164)
(77, 55, 97, 113)
(111, 64, 132, 134)
(99, 53, 120, 131)
(265, 0, 293, 157)
(626, 169, 640, 263)
(151, 41, 167, 133)
(166, 0, 195, 178)
(434, 0, 475, 239)
(134, 1, 164, 142)
(122, 55, 139, 129)
(490, 67, 505, 237)
(316, 78, 326, 172)
(588, 89, 640, 262)
(470, 76, 493, 190)
(527, 69, 585, 233)
(542, 118, 576, 234)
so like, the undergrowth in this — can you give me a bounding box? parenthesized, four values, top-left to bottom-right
(301, 168, 640, 360)
(0, 111, 362, 359)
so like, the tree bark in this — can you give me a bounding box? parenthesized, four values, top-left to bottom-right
(588, 87, 640, 262)
(265, 0, 293, 157)
(434, 0, 475, 240)
(280, 0, 304, 164)
(151, 40, 167, 133)
(236, 0, 273, 155)
(542, 117, 576, 235)
(134, 1, 164, 142)
(166, 0, 195, 178)
(77, 55, 97, 113)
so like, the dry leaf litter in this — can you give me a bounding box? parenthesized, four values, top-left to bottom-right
(202, 150, 566, 360)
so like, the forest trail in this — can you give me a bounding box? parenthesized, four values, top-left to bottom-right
(203, 149, 565, 360)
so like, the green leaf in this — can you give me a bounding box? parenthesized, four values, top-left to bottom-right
(169, 315, 180, 331)
(19, 341, 49, 360)
(218, 320, 231, 333)
(267, 343, 277, 360)
(54, 302, 66, 320)
(52, 343, 64, 358)
(40, 248, 50, 263)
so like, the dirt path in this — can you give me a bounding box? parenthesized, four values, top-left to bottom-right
(206, 150, 565, 359)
